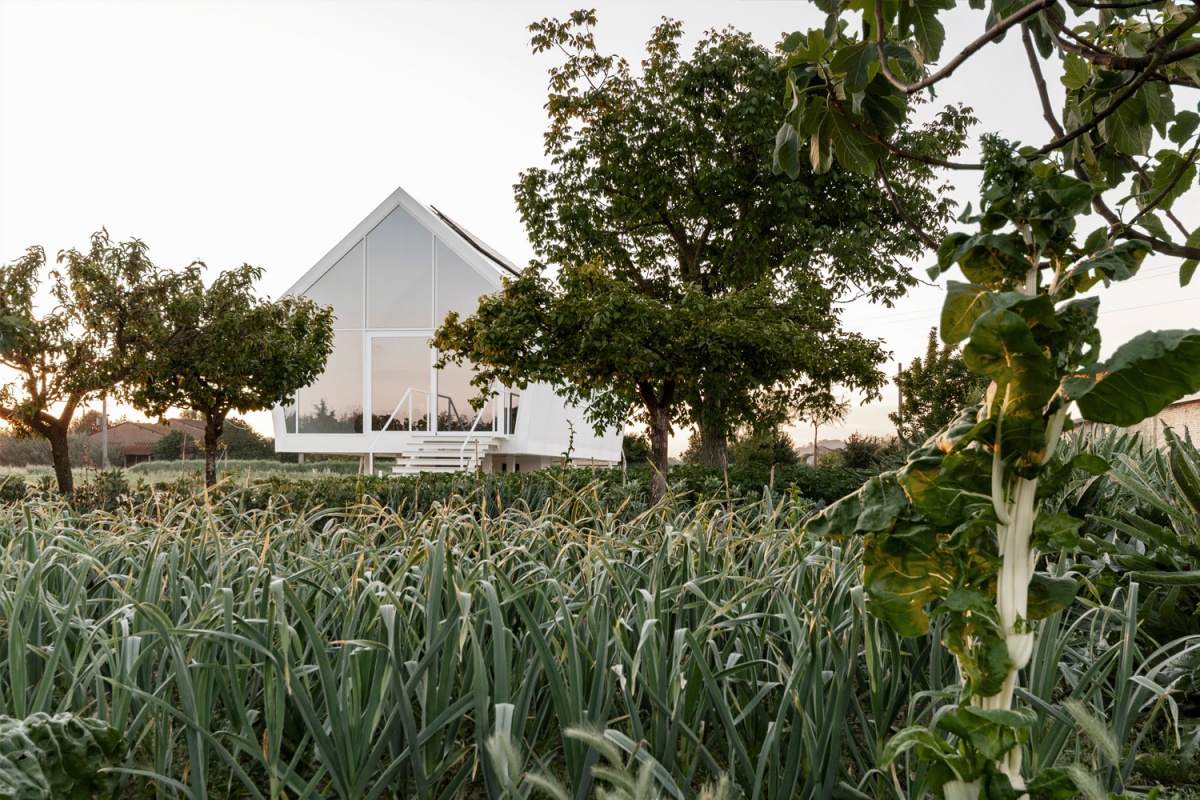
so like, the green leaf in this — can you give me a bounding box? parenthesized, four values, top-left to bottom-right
(1180, 227, 1200, 287)
(785, 29, 830, 63)
(1027, 573, 1080, 619)
(953, 234, 1032, 286)
(862, 539, 948, 637)
(898, 0, 955, 62)
(941, 281, 991, 344)
(935, 703, 1029, 761)
(904, 451, 993, 527)
(829, 108, 880, 172)
(1036, 453, 1109, 499)
(0, 713, 126, 800)
(1098, 85, 1154, 156)
(1145, 150, 1197, 213)
(1064, 329, 1200, 426)
(1066, 240, 1152, 287)
(1037, 173, 1094, 217)
(944, 587, 1001, 626)
(781, 31, 806, 53)
(964, 309, 1059, 416)
(830, 41, 876, 95)
(1061, 55, 1090, 90)
(1127, 570, 1200, 586)
(807, 474, 912, 537)
(774, 121, 802, 179)
(1025, 767, 1080, 800)
(1031, 513, 1084, 550)
(880, 726, 956, 767)
(1168, 110, 1199, 146)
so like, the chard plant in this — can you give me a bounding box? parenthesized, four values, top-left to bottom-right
(809, 137, 1200, 800)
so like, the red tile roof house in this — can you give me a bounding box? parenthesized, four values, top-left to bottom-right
(88, 419, 206, 467)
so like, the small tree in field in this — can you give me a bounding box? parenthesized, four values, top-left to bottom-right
(891, 328, 988, 445)
(0, 232, 172, 493)
(130, 264, 333, 488)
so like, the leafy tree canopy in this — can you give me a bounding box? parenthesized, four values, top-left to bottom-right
(129, 264, 334, 487)
(0, 231, 174, 493)
(437, 11, 969, 500)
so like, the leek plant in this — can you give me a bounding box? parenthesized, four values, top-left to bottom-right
(0, 488, 874, 799)
(809, 138, 1200, 799)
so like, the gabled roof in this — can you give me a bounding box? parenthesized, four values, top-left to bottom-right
(430, 206, 521, 278)
(285, 185, 519, 298)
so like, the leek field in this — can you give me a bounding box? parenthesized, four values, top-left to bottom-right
(0, 429, 1198, 799)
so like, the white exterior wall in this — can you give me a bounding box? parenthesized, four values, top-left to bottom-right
(502, 382, 623, 462)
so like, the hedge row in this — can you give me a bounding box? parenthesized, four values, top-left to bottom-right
(0, 462, 866, 518)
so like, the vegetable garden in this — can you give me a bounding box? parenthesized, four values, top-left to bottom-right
(1, 425, 1198, 799)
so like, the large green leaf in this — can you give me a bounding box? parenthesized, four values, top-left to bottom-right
(774, 122, 802, 180)
(936, 705, 1032, 761)
(1026, 573, 1080, 619)
(862, 539, 949, 637)
(829, 41, 876, 95)
(941, 281, 990, 344)
(903, 450, 993, 527)
(964, 309, 1059, 454)
(898, 0, 955, 62)
(806, 474, 912, 537)
(1064, 329, 1200, 426)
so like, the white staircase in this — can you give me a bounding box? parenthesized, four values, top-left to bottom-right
(390, 435, 504, 475)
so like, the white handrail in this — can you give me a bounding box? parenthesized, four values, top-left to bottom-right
(367, 387, 431, 473)
(458, 397, 491, 470)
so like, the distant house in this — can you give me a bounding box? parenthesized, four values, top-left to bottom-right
(802, 439, 846, 465)
(271, 186, 623, 474)
(89, 419, 205, 467)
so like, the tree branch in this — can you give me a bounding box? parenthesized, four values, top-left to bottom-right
(873, 0, 1061, 94)
(1126, 144, 1200, 235)
(1023, 23, 1067, 139)
(875, 161, 939, 251)
(1035, 47, 1162, 154)
(1048, 5, 1200, 70)
(1080, 173, 1200, 260)
(826, 92, 982, 169)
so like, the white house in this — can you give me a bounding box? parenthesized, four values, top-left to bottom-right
(271, 186, 623, 474)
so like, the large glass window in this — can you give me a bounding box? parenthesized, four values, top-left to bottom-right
(435, 240, 495, 325)
(304, 240, 364, 329)
(436, 360, 494, 432)
(367, 207, 433, 329)
(371, 337, 431, 431)
(297, 331, 363, 433)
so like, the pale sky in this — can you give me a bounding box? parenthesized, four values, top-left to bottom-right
(1, 0, 1196, 454)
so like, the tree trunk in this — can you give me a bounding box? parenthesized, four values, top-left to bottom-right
(47, 423, 74, 495)
(697, 403, 728, 468)
(698, 425, 728, 469)
(647, 403, 671, 505)
(638, 380, 675, 506)
(203, 411, 226, 488)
